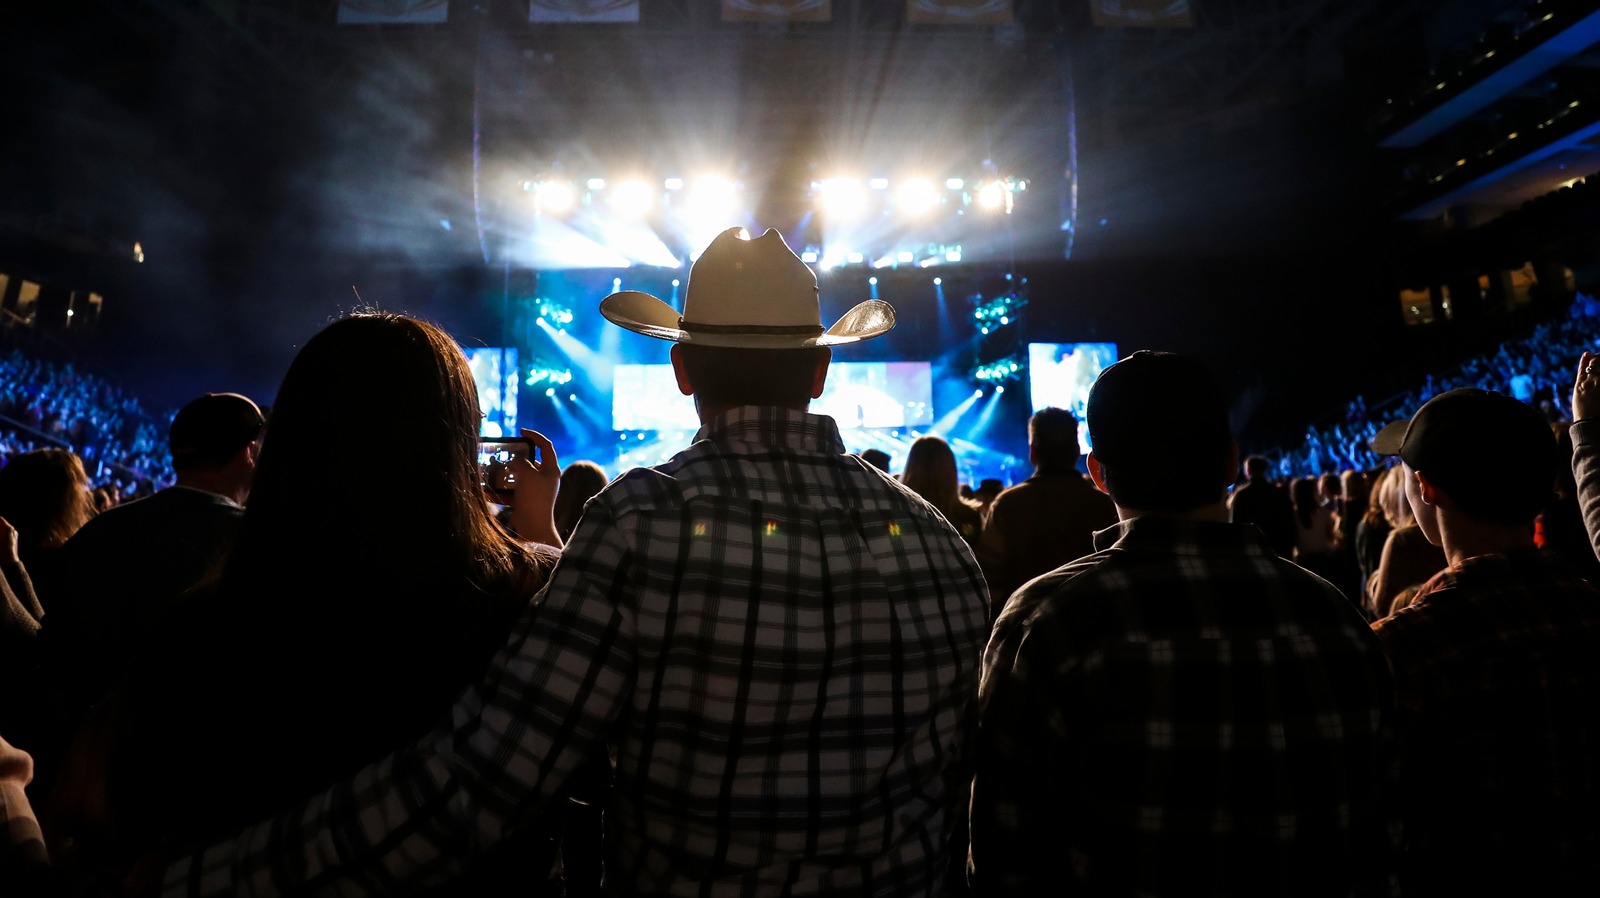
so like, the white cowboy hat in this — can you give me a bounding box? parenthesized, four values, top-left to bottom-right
(599, 227, 895, 348)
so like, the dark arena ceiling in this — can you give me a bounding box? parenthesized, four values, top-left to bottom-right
(1, 0, 1594, 452)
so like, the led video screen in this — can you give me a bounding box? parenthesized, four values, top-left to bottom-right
(1028, 342, 1118, 453)
(612, 361, 934, 432)
(466, 346, 518, 437)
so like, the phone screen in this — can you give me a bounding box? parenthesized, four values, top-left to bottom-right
(478, 438, 528, 502)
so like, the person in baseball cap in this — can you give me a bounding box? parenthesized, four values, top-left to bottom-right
(1369, 387, 1598, 895)
(1368, 387, 1555, 531)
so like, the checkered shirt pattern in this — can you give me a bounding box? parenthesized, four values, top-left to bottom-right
(1371, 549, 1600, 890)
(969, 516, 1400, 896)
(164, 406, 990, 898)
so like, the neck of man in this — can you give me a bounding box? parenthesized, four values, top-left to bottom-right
(1114, 499, 1231, 525)
(694, 398, 810, 424)
(1435, 512, 1536, 568)
(174, 469, 247, 506)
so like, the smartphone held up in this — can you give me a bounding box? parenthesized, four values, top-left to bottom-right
(478, 438, 529, 505)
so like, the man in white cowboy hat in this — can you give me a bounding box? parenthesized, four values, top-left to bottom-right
(155, 227, 990, 898)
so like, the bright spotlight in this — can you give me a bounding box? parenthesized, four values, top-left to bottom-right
(610, 179, 656, 217)
(933, 277, 942, 285)
(945, 249, 962, 262)
(817, 178, 868, 219)
(689, 176, 737, 209)
(545, 387, 556, 397)
(587, 178, 606, 191)
(847, 252, 865, 264)
(896, 178, 939, 216)
(973, 388, 984, 397)
(663, 177, 684, 190)
(801, 250, 819, 263)
(869, 177, 889, 190)
(977, 180, 1006, 209)
(946, 178, 965, 190)
(868, 276, 878, 285)
(995, 385, 1005, 394)
(612, 277, 622, 290)
(671, 279, 681, 286)
(535, 180, 576, 214)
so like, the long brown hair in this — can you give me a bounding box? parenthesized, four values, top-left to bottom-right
(0, 448, 94, 550)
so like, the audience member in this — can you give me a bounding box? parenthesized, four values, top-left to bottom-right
(1226, 454, 1296, 557)
(1291, 475, 1357, 599)
(0, 448, 94, 611)
(46, 393, 264, 720)
(969, 350, 1397, 895)
(1366, 475, 1448, 619)
(551, 459, 609, 543)
(859, 447, 891, 473)
(900, 434, 984, 547)
(1372, 386, 1599, 894)
(1354, 465, 1398, 605)
(0, 517, 44, 751)
(145, 227, 989, 897)
(59, 312, 565, 894)
(975, 406, 1115, 617)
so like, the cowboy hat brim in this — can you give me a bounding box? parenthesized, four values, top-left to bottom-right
(600, 291, 895, 348)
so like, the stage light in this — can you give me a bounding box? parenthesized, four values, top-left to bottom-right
(933, 277, 942, 285)
(671, 279, 681, 286)
(535, 180, 576, 215)
(869, 177, 889, 190)
(525, 365, 574, 387)
(977, 180, 1005, 209)
(587, 178, 606, 191)
(538, 300, 575, 327)
(995, 385, 1005, 394)
(868, 277, 878, 285)
(946, 249, 962, 262)
(945, 178, 965, 190)
(896, 178, 939, 216)
(973, 388, 983, 397)
(569, 394, 577, 401)
(613, 277, 622, 290)
(610, 179, 656, 217)
(133, 242, 144, 263)
(847, 252, 865, 265)
(663, 177, 684, 190)
(546, 388, 556, 397)
(816, 178, 868, 219)
(801, 250, 819, 263)
(898, 251, 914, 264)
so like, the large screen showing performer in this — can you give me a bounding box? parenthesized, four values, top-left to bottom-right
(1028, 342, 1117, 452)
(612, 361, 934, 432)
(466, 346, 518, 437)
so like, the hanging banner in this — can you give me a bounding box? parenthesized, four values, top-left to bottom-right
(904, 0, 1013, 25)
(722, 0, 831, 22)
(1090, 0, 1195, 28)
(530, 0, 640, 23)
(336, 0, 448, 24)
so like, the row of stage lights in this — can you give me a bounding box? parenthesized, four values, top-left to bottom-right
(519, 174, 1026, 220)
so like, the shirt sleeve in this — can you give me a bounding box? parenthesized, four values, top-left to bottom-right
(967, 599, 1079, 895)
(1570, 420, 1600, 563)
(162, 504, 638, 898)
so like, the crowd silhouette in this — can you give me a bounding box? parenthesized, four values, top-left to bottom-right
(0, 238, 1597, 897)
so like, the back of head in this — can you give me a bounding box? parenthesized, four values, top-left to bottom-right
(235, 311, 515, 586)
(1086, 351, 1232, 513)
(1291, 477, 1321, 527)
(0, 448, 93, 549)
(554, 460, 610, 541)
(169, 392, 265, 471)
(675, 343, 830, 410)
(1369, 388, 1556, 527)
(860, 448, 892, 473)
(1243, 455, 1271, 481)
(1028, 407, 1081, 474)
(901, 435, 965, 516)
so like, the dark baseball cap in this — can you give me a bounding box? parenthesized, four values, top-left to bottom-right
(1369, 388, 1555, 524)
(169, 392, 265, 463)
(1087, 350, 1231, 467)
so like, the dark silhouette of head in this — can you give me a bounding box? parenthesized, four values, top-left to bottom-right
(0, 448, 94, 550)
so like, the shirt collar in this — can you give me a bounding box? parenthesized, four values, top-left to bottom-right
(693, 406, 847, 455)
(1092, 515, 1274, 556)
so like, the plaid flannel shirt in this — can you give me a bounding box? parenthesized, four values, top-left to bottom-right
(969, 516, 1400, 896)
(164, 406, 990, 898)
(1372, 549, 1600, 891)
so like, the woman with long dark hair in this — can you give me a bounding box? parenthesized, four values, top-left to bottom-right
(66, 311, 568, 894)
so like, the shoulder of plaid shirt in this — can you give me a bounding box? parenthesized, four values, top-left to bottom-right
(159, 407, 991, 898)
